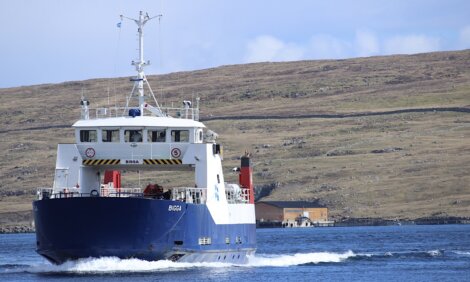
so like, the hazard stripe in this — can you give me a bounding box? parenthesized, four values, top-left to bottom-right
(83, 159, 181, 165)
(82, 159, 120, 165)
(143, 159, 182, 165)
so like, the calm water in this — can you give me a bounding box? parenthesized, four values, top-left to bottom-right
(1, 225, 470, 281)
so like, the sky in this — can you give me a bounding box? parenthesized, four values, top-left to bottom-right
(1, 0, 469, 88)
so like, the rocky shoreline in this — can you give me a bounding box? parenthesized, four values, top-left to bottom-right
(332, 216, 470, 227)
(256, 216, 470, 228)
(2, 217, 470, 233)
(0, 225, 35, 234)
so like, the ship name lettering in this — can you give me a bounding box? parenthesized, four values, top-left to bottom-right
(168, 205, 182, 212)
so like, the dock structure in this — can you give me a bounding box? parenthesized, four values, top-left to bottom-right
(255, 201, 334, 228)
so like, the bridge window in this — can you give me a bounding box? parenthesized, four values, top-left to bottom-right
(198, 130, 203, 142)
(148, 129, 166, 142)
(171, 130, 189, 142)
(102, 129, 119, 142)
(125, 130, 143, 142)
(80, 130, 97, 142)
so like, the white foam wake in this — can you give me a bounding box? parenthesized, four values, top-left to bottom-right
(29, 257, 228, 273)
(27, 251, 355, 273)
(427, 250, 442, 257)
(247, 251, 355, 267)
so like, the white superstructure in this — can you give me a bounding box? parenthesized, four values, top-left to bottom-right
(40, 10, 255, 226)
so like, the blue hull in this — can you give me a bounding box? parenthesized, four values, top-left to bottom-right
(33, 197, 256, 264)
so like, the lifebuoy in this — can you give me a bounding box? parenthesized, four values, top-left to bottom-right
(90, 189, 99, 197)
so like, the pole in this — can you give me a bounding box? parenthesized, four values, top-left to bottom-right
(121, 11, 162, 116)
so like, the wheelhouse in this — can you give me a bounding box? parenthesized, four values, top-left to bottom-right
(74, 120, 204, 145)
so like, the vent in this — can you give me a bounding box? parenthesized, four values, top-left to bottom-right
(198, 237, 212, 245)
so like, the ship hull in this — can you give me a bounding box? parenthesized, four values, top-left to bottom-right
(33, 197, 256, 264)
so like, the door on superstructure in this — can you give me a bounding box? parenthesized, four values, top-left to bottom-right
(53, 168, 69, 191)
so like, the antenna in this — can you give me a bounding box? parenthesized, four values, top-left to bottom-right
(120, 11, 163, 117)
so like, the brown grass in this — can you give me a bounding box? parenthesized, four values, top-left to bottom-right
(0, 50, 469, 226)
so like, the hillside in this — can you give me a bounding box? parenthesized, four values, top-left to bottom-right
(0, 50, 469, 228)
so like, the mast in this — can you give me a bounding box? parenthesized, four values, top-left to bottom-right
(121, 11, 162, 116)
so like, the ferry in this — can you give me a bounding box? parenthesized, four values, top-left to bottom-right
(33, 11, 256, 264)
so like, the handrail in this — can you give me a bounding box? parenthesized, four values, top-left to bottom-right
(85, 106, 200, 121)
(36, 187, 143, 200)
(36, 185, 252, 204)
(171, 187, 207, 204)
(225, 184, 251, 204)
(100, 187, 141, 197)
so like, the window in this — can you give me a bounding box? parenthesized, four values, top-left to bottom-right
(80, 130, 97, 142)
(148, 129, 166, 142)
(198, 237, 212, 245)
(198, 130, 203, 142)
(171, 130, 189, 142)
(286, 209, 303, 213)
(102, 129, 119, 142)
(124, 130, 143, 142)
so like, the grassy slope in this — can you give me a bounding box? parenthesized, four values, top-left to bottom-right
(0, 50, 469, 226)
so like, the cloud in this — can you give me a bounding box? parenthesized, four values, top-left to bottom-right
(307, 35, 350, 59)
(354, 30, 379, 57)
(458, 26, 470, 48)
(244, 35, 304, 63)
(383, 35, 441, 55)
(244, 31, 445, 63)
(307, 31, 379, 59)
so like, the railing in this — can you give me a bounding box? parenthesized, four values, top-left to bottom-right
(100, 187, 142, 197)
(225, 184, 251, 204)
(37, 185, 252, 204)
(36, 187, 142, 200)
(37, 187, 82, 200)
(171, 187, 207, 204)
(82, 106, 200, 121)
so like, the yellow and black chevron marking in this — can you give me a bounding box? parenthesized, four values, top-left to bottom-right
(144, 159, 182, 165)
(82, 159, 120, 165)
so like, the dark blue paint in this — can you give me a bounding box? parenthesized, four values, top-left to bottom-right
(33, 197, 255, 264)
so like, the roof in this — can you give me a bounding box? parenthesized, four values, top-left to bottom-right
(256, 201, 325, 209)
(73, 116, 206, 128)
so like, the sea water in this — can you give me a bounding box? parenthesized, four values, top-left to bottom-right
(1, 225, 469, 281)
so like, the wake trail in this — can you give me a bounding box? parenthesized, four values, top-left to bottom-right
(15, 251, 355, 274)
(5, 248, 467, 274)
